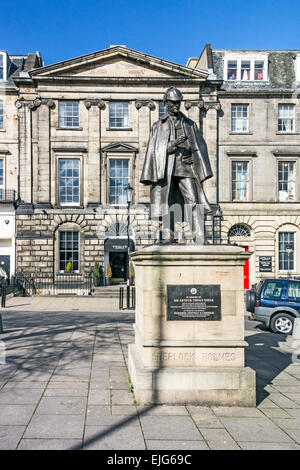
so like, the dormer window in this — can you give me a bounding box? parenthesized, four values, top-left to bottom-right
(225, 56, 268, 81)
(227, 61, 237, 80)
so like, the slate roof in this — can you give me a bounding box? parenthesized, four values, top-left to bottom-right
(0, 51, 42, 89)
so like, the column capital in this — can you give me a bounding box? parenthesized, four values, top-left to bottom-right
(184, 100, 204, 110)
(203, 100, 221, 111)
(135, 99, 155, 110)
(15, 97, 55, 110)
(84, 99, 106, 110)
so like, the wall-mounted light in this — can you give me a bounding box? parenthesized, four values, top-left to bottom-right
(4, 220, 9, 225)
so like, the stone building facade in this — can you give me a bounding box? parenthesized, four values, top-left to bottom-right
(2, 44, 300, 287)
(189, 45, 300, 287)
(13, 46, 221, 283)
(0, 50, 42, 279)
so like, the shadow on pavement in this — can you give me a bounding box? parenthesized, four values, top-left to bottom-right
(245, 326, 293, 405)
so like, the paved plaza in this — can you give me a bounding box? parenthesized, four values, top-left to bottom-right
(0, 296, 300, 450)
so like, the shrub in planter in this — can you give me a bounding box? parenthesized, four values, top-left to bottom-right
(129, 261, 135, 285)
(105, 261, 112, 286)
(93, 261, 101, 286)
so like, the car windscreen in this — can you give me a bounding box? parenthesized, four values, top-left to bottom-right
(263, 281, 284, 299)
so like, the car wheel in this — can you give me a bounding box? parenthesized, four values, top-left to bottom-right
(246, 290, 256, 313)
(270, 313, 294, 335)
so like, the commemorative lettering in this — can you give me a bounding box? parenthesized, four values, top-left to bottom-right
(167, 285, 221, 321)
(152, 351, 236, 364)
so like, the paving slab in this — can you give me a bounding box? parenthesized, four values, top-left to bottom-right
(83, 425, 146, 450)
(257, 398, 280, 409)
(239, 442, 300, 450)
(24, 414, 85, 439)
(146, 440, 209, 450)
(85, 405, 139, 427)
(111, 405, 138, 416)
(220, 417, 295, 443)
(192, 414, 224, 429)
(139, 416, 202, 441)
(2, 381, 48, 390)
(137, 405, 189, 416)
(0, 404, 36, 425)
(17, 439, 82, 450)
(0, 425, 26, 450)
(111, 389, 135, 405)
(283, 429, 300, 443)
(88, 389, 110, 405)
(261, 408, 293, 419)
(287, 409, 300, 418)
(0, 388, 44, 405)
(268, 393, 300, 408)
(35, 396, 87, 415)
(200, 428, 241, 450)
(272, 417, 300, 430)
(212, 406, 262, 417)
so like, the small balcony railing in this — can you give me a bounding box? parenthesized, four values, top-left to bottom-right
(0, 189, 17, 203)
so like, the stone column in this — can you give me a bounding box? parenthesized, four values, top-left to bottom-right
(36, 98, 55, 208)
(184, 100, 204, 129)
(15, 99, 35, 210)
(135, 99, 155, 203)
(202, 99, 221, 205)
(84, 99, 105, 206)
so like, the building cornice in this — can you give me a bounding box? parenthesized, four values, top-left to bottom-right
(17, 76, 209, 85)
(219, 89, 299, 98)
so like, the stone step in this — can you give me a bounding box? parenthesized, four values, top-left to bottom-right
(93, 285, 126, 298)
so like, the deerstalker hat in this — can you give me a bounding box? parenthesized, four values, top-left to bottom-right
(163, 87, 183, 102)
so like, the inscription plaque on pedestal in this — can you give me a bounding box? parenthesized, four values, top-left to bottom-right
(167, 285, 221, 321)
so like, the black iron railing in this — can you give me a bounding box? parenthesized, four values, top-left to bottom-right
(13, 272, 94, 296)
(0, 189, 17, 202)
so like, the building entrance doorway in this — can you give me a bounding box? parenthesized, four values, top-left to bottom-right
(109, 252, 127, 283)
(242, 246, 250, 289)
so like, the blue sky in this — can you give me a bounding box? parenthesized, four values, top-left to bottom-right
(1, 0, 300, 66)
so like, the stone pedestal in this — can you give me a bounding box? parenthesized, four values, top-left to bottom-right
(128, 244, 256, 406)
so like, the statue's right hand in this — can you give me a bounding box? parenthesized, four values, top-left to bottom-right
(174, 135, 187, 146)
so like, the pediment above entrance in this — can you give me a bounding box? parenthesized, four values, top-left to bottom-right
(101, 142, 139, 153)
(30, 46, 208, 81)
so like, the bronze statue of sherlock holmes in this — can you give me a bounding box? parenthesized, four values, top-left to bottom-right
(140, 87, 212, 244)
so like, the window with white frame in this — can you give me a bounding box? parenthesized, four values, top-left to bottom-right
(0, 159, 3, 198)
(0, 100, 3, 129)
(278, 104, 295, 132)
(109, 102, 129, 128)
(58, 159, 80, 206)
(58, 101, 79, 128)
(59, 231, 79, 273)
(232, 161, 249, 201)
(227, 60, 237, 80)
(279, 232, 295, 271)
(231, 104, 249, 132)
(225, 57, 267, 81)
(278, 161, 295, 201)
(159, 102, 167, 119)
(109, 159, 129, 205)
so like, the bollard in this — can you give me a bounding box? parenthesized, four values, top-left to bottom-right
(292, 318, 300, 340)
(0, 314, 3, 334)
(1, 285, 6, 309)
(119, 287, 124, 310)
